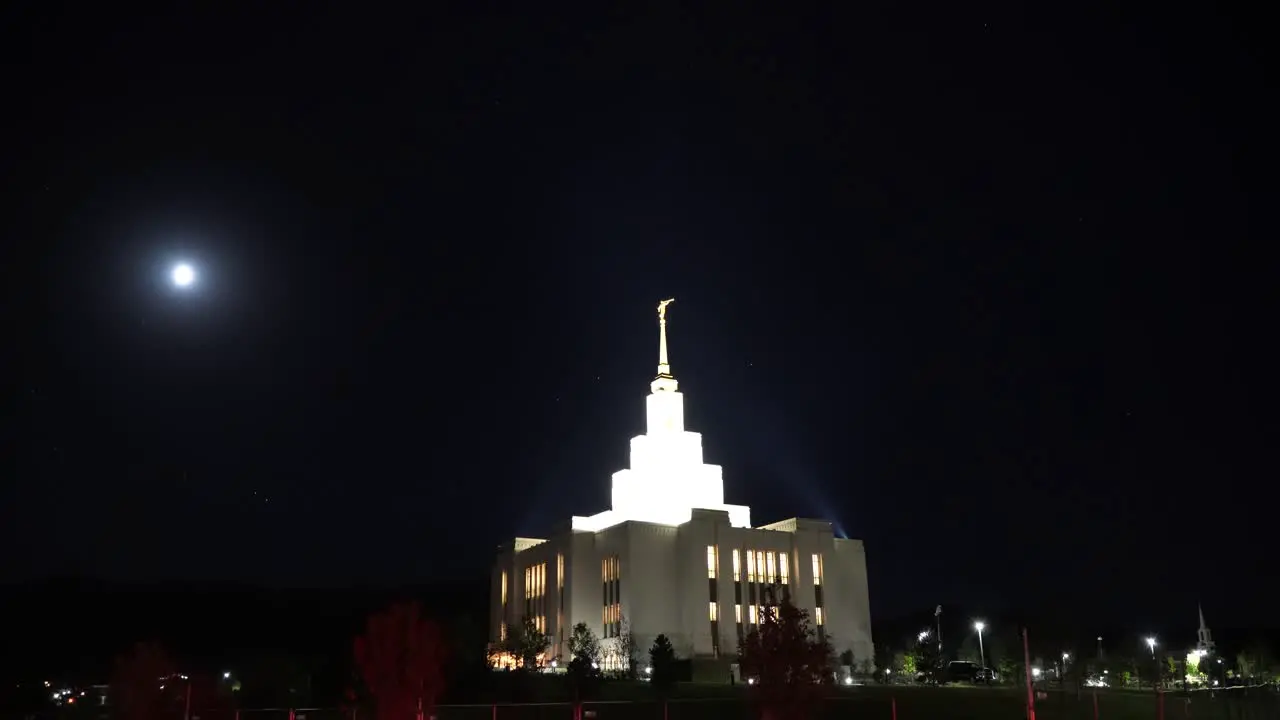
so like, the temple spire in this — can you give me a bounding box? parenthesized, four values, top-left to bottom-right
(651, 298, 678, 393)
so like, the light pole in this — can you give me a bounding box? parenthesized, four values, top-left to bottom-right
(1145, 637, 1158, 689)
(935, 605, 944, 654)
(974, 621, 986, 668)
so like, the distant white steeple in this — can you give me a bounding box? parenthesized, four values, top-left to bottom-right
(1197, 603, 1215, 652)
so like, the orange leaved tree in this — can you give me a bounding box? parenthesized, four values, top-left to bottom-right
(110, 642, 177, 720)
(353, 601, 448, 720)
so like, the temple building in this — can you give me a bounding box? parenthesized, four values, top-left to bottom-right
(489, 300, 873, 671)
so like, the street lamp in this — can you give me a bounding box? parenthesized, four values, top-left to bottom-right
(1146, 637, 1157, 658)
(974, 621, 986, 668)
(918, 629, 931, 643)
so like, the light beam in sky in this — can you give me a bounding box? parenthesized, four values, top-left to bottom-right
(171, 263, 196, 288)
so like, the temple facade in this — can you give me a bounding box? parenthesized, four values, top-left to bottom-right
(489, 300, 873, 670)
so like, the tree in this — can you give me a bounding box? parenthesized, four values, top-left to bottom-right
(915, 633, 941, 681)
(649, 634, 678, 692)
(1237, 640, 1278, 683)
(897, 651, 917, 677)
(617, 615, 640, 679)
(568, 623, 602, 677)
(110, 642, 177, 720)
(737, 599, 834, 720)
(507, 616, 551, 670)
(353, 601, 447, 720)
(957, 634, 982, 664)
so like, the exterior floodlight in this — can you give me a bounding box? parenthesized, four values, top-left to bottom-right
(973, 621, 986, 667)
(172, 263, 196, 287)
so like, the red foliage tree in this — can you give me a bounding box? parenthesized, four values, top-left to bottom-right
(110, 642, 177, 720)
(737, 598, 834, 720)
(353, 602, 447, 720)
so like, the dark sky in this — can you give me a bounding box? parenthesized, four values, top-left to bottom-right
(3, 5, 1271, 630)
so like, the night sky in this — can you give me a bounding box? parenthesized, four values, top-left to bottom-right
(4, 5, 1271, 630)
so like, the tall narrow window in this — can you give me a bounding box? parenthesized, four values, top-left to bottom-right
(735, 604, 742, 623)
(709, 602, 719, 621)
(732, 549, 741, 581)
(779, 553, 790, 585)
(600, 555, 621, 638)
(707, 545, 718, 579)
(812, 553, 824, 586)
(746, 550, 756, 583)
(748, 605, 758, 624)
(815, 607, 825, 626)
(765, 552, 776, 584)
(501, 571, 508, 605)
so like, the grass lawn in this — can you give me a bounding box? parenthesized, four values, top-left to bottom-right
(433, 682, 1267, 720)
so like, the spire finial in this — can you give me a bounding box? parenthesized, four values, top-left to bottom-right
(652, 298, 678, 393)
(657, 298, 675, 374)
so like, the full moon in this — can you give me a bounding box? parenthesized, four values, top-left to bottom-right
(171, 263, 196, 287)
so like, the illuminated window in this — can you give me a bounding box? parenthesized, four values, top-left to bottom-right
(735, 604, 742, 623)
(732, 549, 741, 581)
(601, 555, 621, 638)
(749, 605, 758, 624)
(525, 567, 532, 598)
(779, 553, 789, 585)
(557, 553, 564, 590)
(500, 622, 507, 641)
(812, 553, 824, 586)
(707, 545, 718, 579)
(815, 607, 824, 626)
(765, 552, 776, 584)
(501, 571, 508, 605)
(756, 552, 765, 583)
(709, 602, 718, 621)
(746, 550, 756, 582)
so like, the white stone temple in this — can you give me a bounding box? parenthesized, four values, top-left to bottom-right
(489, 300, 873, 672)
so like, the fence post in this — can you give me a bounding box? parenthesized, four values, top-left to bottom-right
(1157, 689, 1165, 720)
(1022, 627, 1036, 720)
(491, 702, 496, 720)
(1092, 691, 1098, 720)
(891, 696, 897, 720)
